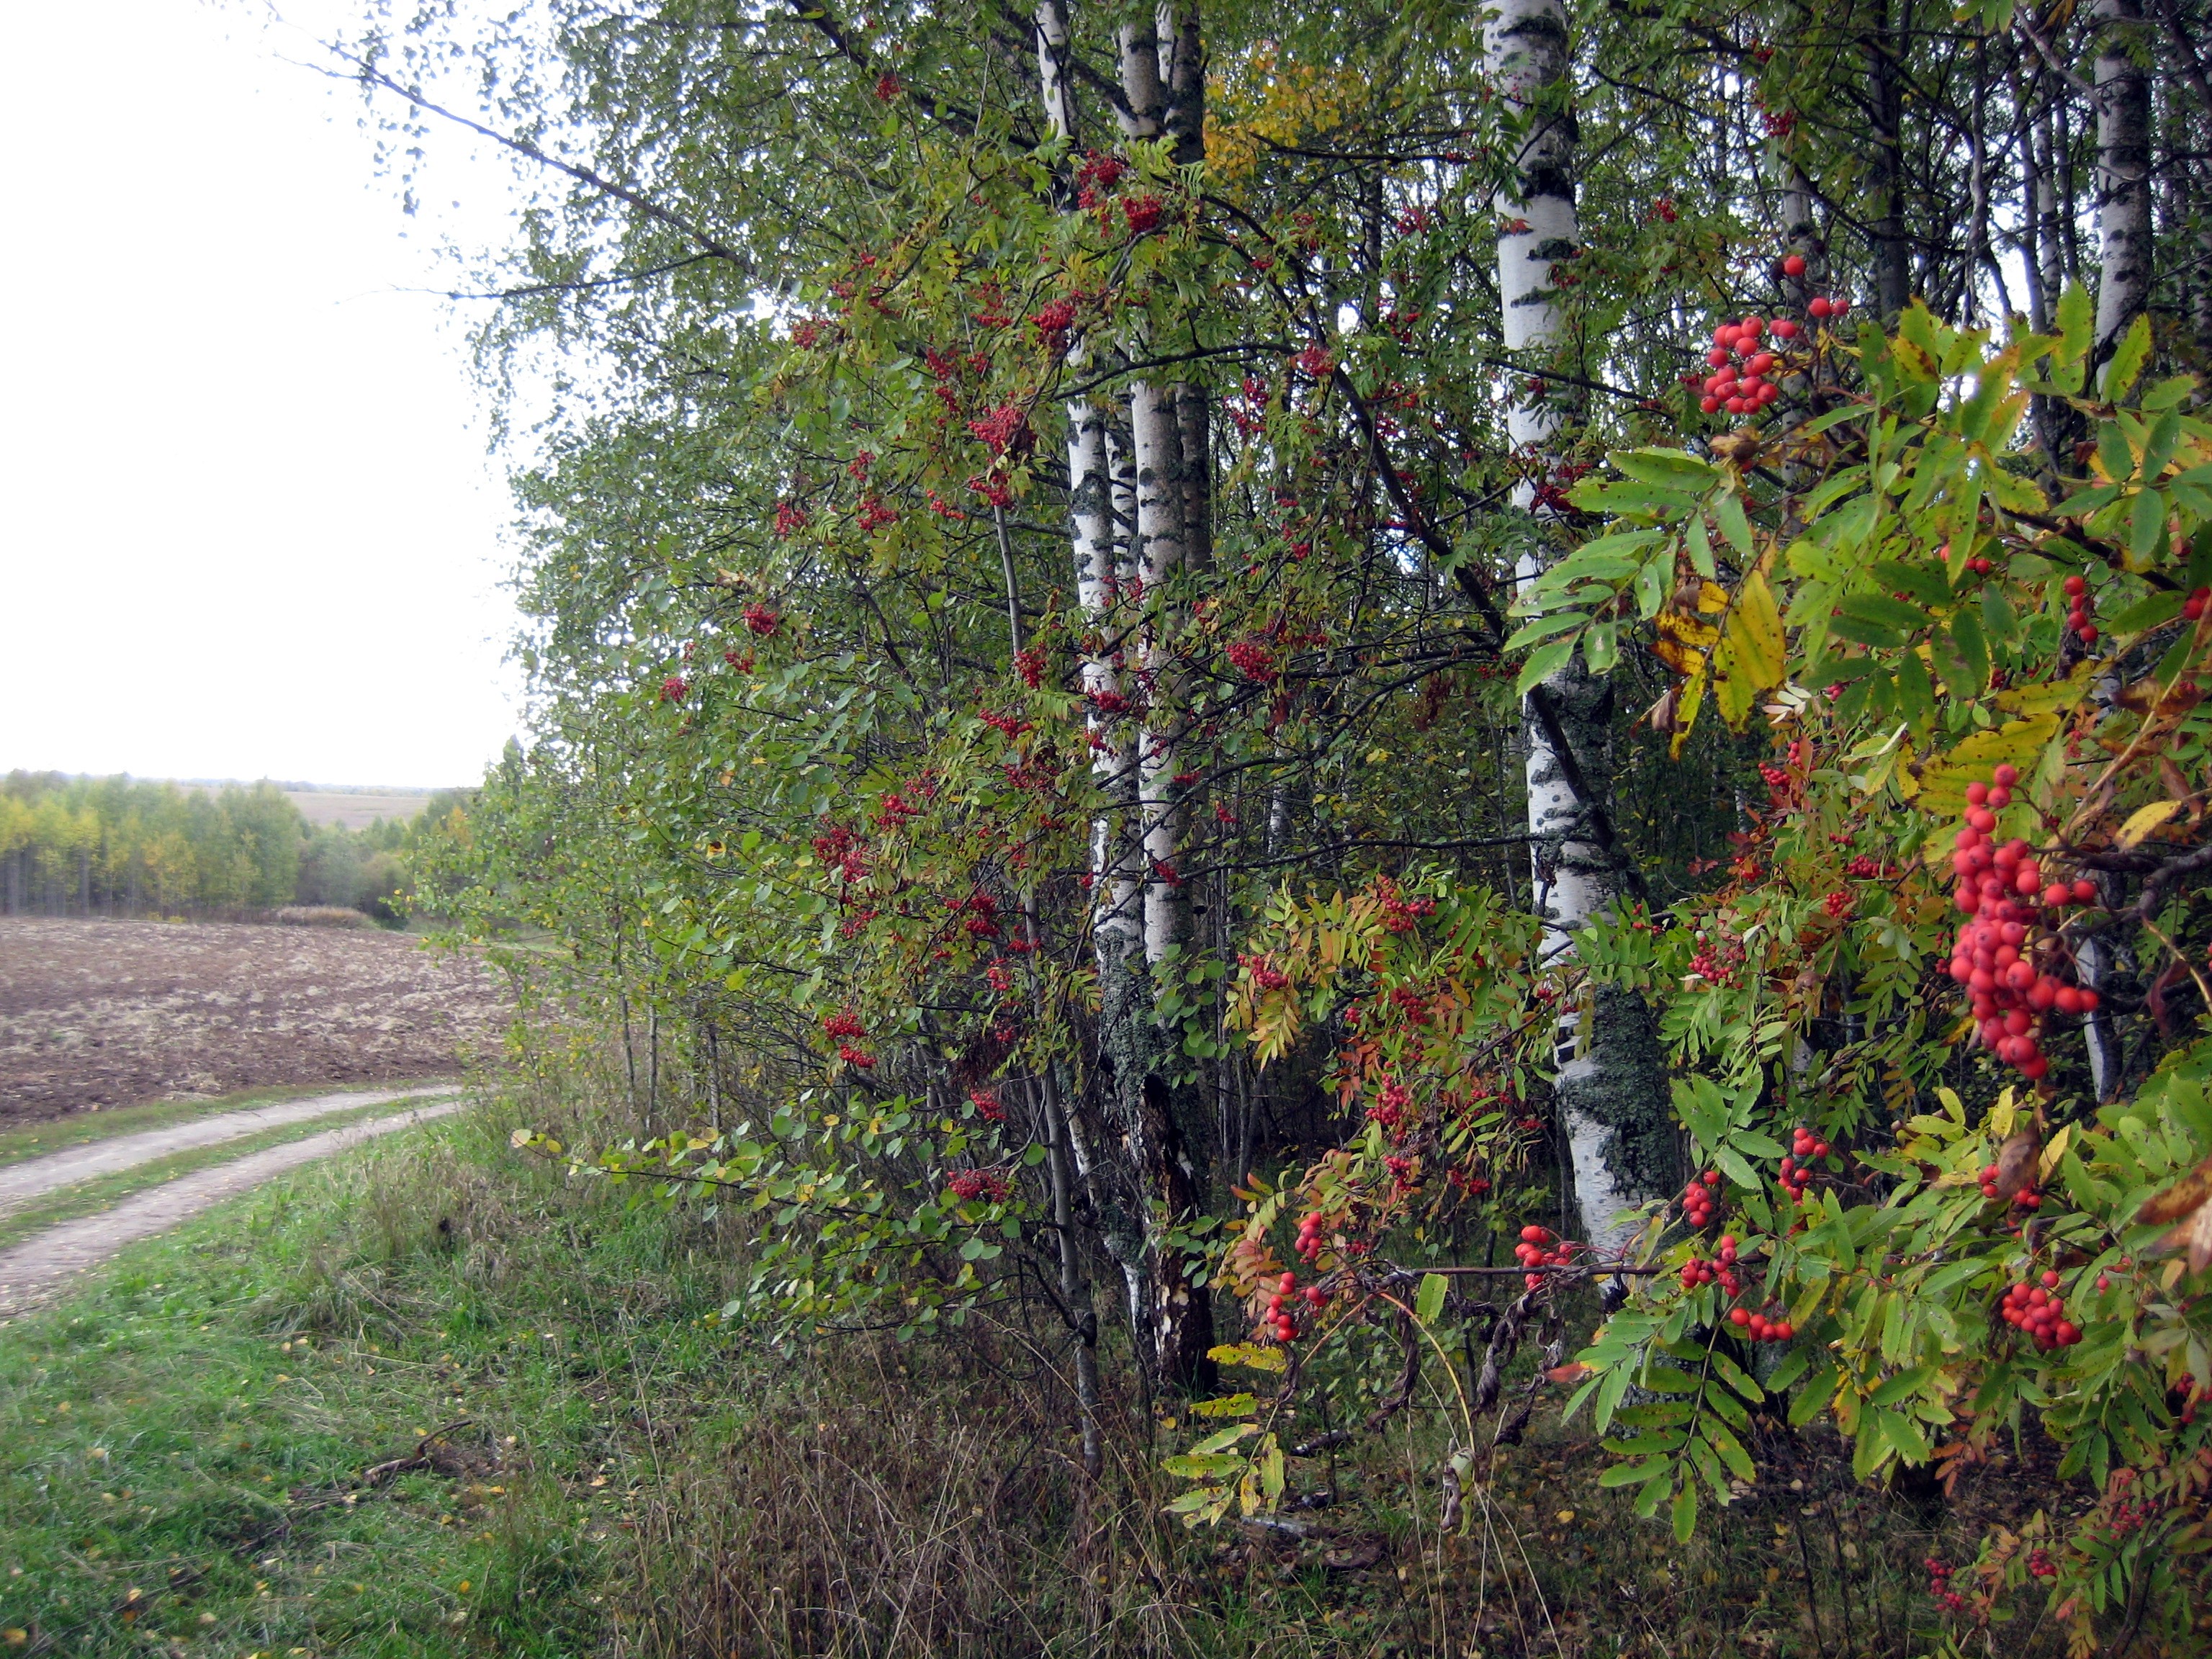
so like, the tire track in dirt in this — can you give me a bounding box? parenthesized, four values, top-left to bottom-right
(0, 1099, 467, 1321)
(0, 1084, 459, 1213)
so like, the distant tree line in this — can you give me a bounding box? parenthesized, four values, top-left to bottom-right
(0, 772, 470, 922)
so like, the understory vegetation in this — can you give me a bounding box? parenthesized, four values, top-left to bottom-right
(0, 1086, 2113, 1658)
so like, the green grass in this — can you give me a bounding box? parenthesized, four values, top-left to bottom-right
(0, 1100, 450, 1255)
(0, 1079, 459, 1172)
(0, 1083, 2066, 1659)
(0, 1102, 730, 1658)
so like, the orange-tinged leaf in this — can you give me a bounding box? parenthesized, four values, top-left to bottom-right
(2137, 1154, 2212, 1224)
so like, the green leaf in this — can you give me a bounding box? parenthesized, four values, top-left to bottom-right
(1947, 608, 1990, 693)
(1671, 1478, 1699, 1544)
(1415, 1271, 1447, 1324)
(1614, 449, 1719, 490)
(1163, 1453, 1246, 1479)
(2103, 313, 2152, 400)
(2129, 488, 2170, 569)
(1838, 594, 1928, 637)
(1191, 1421, 1258, 1455)
(2056, 282, 2093, 367)
(2106, 590, 2184, 637)
(1712, 494, 1755, 562)
(1516, 637, 1577, 696)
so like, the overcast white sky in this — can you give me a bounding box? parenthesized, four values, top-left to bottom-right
(0, 1, 527, 789)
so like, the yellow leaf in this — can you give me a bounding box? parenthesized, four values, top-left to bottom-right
(1711, 572, 1787, 729)
(1208, 1341, 1287, 1372)
(1915, 714, 2060, 814)
(1695, 580, 1732, 614)
(2116, 800, 2182, 850)
(1670, 669, 1707, 759)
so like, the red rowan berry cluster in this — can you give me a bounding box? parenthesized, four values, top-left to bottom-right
(1978, 1159, 2042, 1208)
(967, 403, 1033, 459)
(1925, 1557, 1966, 1614)
(2028, 1548, 2058, 1578)
(821, 1010, 866, 1040)
(1514, 1224, 1576, 1289)
(1845, 854, 1887, 878)
(774, 499, 809, 537)
(2060, 573, 2098, 644)
(1014, 644, 1046, 688)
(660, 675, 689, 703)
(742, 603, 780, 637)
(1072, 151, 1125, 208)
(1681, 1170, 1721, 1228)
(1123, 196, 1164, 235)
(948, 1168, 1012, 1202)
(1293, 1209, 1331, 1262)
(1260, 1270, 1324, 1343)
(1226, 639, 1278, 680)
(2000, 1271, 2082, 1349)
(872, 792, 920, 829)
(2101, 1469, 2155, 1538)
(1822, 889, 1854, 920)
(1239, 953, 1291, 992)
(2185, 585, 2212, 621)
(1944, 764, 2104, 1082)
(1727, 1304, 1794, 1341)
(1681, 1232, 1743, 1295)
(812, 822, 869, 881)
(1367, 1077, 1412, 1135)
(1029, 297, 1077, 344)
(856, 495, 897, 531)
(1696, 315, 1793, 416)
(967, 1087, 1007, 1123)
(1292, 343, 1335, 379)
(1376, 879, 1437, 934)
(837, 1043, 876, 1069)
(1807, 293, 1851, 320)
(1777, 1125, 1829, 1200)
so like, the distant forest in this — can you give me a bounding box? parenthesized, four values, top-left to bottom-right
(0, 773, 468, 922)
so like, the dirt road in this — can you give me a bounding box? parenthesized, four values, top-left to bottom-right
(0, 1097, 467, 1320)
(0, 1083, 458, 1210)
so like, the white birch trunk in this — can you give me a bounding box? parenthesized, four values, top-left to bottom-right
(1035, 0, 1076, 146)
(1132, 379, 1187, 965)
(1490, 0, 1642, 1258)
(2092, 0, 2153, 367)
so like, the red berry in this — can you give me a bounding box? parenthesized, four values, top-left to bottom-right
(1771, 318, 1799, 338)
(1809, 297, 1831, 318)
(2063, 574, 2087, 597)
(1992, 765, 2018, 786)
(1783, 253, 1807, 276)
(1730, 1307, 1752, 1327)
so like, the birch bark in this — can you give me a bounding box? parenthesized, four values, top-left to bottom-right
(2092, 0, 2154, 366)
(1490, 0, 1664, 1257)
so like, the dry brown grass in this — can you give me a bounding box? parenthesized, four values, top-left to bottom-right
(0, 917, 505, 1125)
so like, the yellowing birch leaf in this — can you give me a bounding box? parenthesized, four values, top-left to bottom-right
(2116, 800, 2182, 849)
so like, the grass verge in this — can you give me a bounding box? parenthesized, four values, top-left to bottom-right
(0, 1082, 2081, 1658)
(0, 1101, 454, 1256)
(0, 1080, 461, 1172)
(0, 1100, 715, 1658)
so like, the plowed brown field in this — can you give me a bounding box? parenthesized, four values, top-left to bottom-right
(0, 918, 505, 1125)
